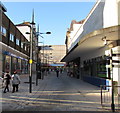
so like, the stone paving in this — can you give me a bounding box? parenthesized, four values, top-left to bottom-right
(0, 71, 119, 112)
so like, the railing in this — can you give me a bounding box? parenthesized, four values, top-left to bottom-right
(100, 85, 120, 111)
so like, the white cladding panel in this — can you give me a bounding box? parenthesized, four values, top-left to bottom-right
(103, 0, 118, 28)
(17, 26, 30, 41)
(68, 0, 119, 52)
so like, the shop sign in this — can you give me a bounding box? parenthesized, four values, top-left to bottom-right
(3, 51, 28, 61)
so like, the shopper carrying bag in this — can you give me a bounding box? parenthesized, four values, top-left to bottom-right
(11, 71, 21, 93)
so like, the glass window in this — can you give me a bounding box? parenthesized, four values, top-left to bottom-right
(97, 61, 107, 78)
(12, 57, 17, 73)
(16, 38, 20, 46)
(1, 26, 7, 37)
(5, 55, 11, 72)
(21, 42, 24, 48)
(10, 33, 14, 42)
(24, 45, 27, 51)
(17, 59, 21, 74)
(21, 60, 28, 74)
(0, 26, 2, 34)
(28, 47, 30, 52)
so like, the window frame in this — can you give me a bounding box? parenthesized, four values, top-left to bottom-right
(1, 26, 7, 37)
(10, 33, 14, 42)
(16, 38, 20, 46)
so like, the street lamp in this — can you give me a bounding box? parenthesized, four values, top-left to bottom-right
(36, 41, 44, 84)
(25, 10, 35, 93)
(36, 31, 51, 85)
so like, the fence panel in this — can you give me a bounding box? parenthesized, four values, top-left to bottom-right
(101, 85, 120, 111)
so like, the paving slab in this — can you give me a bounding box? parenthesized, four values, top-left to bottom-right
(1, 71, 117, 112)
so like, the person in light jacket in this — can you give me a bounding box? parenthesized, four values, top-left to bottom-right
(11, 71, 21, 93)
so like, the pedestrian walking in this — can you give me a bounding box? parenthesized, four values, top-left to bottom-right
(3, 71, 11, 93)
(60, 68, 63, 73)
(11, 71, 21, 93)
(41, 68, 45, 80)
(56, 69, 59, 78)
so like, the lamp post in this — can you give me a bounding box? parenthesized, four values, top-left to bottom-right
(29, 11, 35, 93)
(36, 32, 51, 85)
(36, 41, 44, 84)
(25, 10, 35, 93)
(110, 48, 115, 112)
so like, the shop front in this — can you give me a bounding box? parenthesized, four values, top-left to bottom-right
(2, 51, 29, 75)
(62, 26, 120, 88)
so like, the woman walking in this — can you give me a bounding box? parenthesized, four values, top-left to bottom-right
(11, 71, 21, 93)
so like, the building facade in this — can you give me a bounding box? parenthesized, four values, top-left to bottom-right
(16, 22, 38, 74)
(0, 4, 30, 75)
(62, 0, 120, 93)
(40, 45, 66, 67)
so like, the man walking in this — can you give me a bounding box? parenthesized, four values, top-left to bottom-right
(56, 69, 59, 78)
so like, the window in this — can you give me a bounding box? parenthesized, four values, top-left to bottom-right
(0, 26, 2, 34)
(28, 47, 30, 52)
(1, 26, 7, 37)
(21, 42, 24, 48)
(24, 44, 27, 51)
(10, 33, 14, 42)
(16, 38, 20, 46)
(5, 55, 11, 72)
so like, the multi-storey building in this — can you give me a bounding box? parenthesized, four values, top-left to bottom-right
(0, 3, 30, 75)
(40, 45, 66, 67)
(62, 0, 120, 92)
(16, 22, 38, 73)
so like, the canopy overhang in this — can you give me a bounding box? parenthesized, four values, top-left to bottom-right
(50, 64, 65, 67)
(62, 25, 120, 62)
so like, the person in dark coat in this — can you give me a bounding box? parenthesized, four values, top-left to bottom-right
(41, 68, 45, 80)
(56, 69, 59, 78)
(3, 72, 11, 93)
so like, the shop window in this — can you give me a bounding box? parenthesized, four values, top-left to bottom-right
(83, 57, 107, 78)
(5, 55, 11, 72)
(97, 61, 107, 78)
(12, 57, 17, 73)
(21, 60, 28, 74)
(10, 33, 14, 42)
(17, 59, 21, 74)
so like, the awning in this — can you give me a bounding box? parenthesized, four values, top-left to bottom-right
(49, 64, 65, 67)
(61, 26, 120, 62)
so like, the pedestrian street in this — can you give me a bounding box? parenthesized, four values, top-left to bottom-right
(1, 71, 110, 112)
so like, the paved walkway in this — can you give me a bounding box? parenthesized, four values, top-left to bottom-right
(0, 71, 118, 112)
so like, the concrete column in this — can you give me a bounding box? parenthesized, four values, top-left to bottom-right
(0, 2, 2, 112)
(118, 0, 120, 25)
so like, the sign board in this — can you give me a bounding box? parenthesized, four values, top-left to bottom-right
(29, 59, 33, 64)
